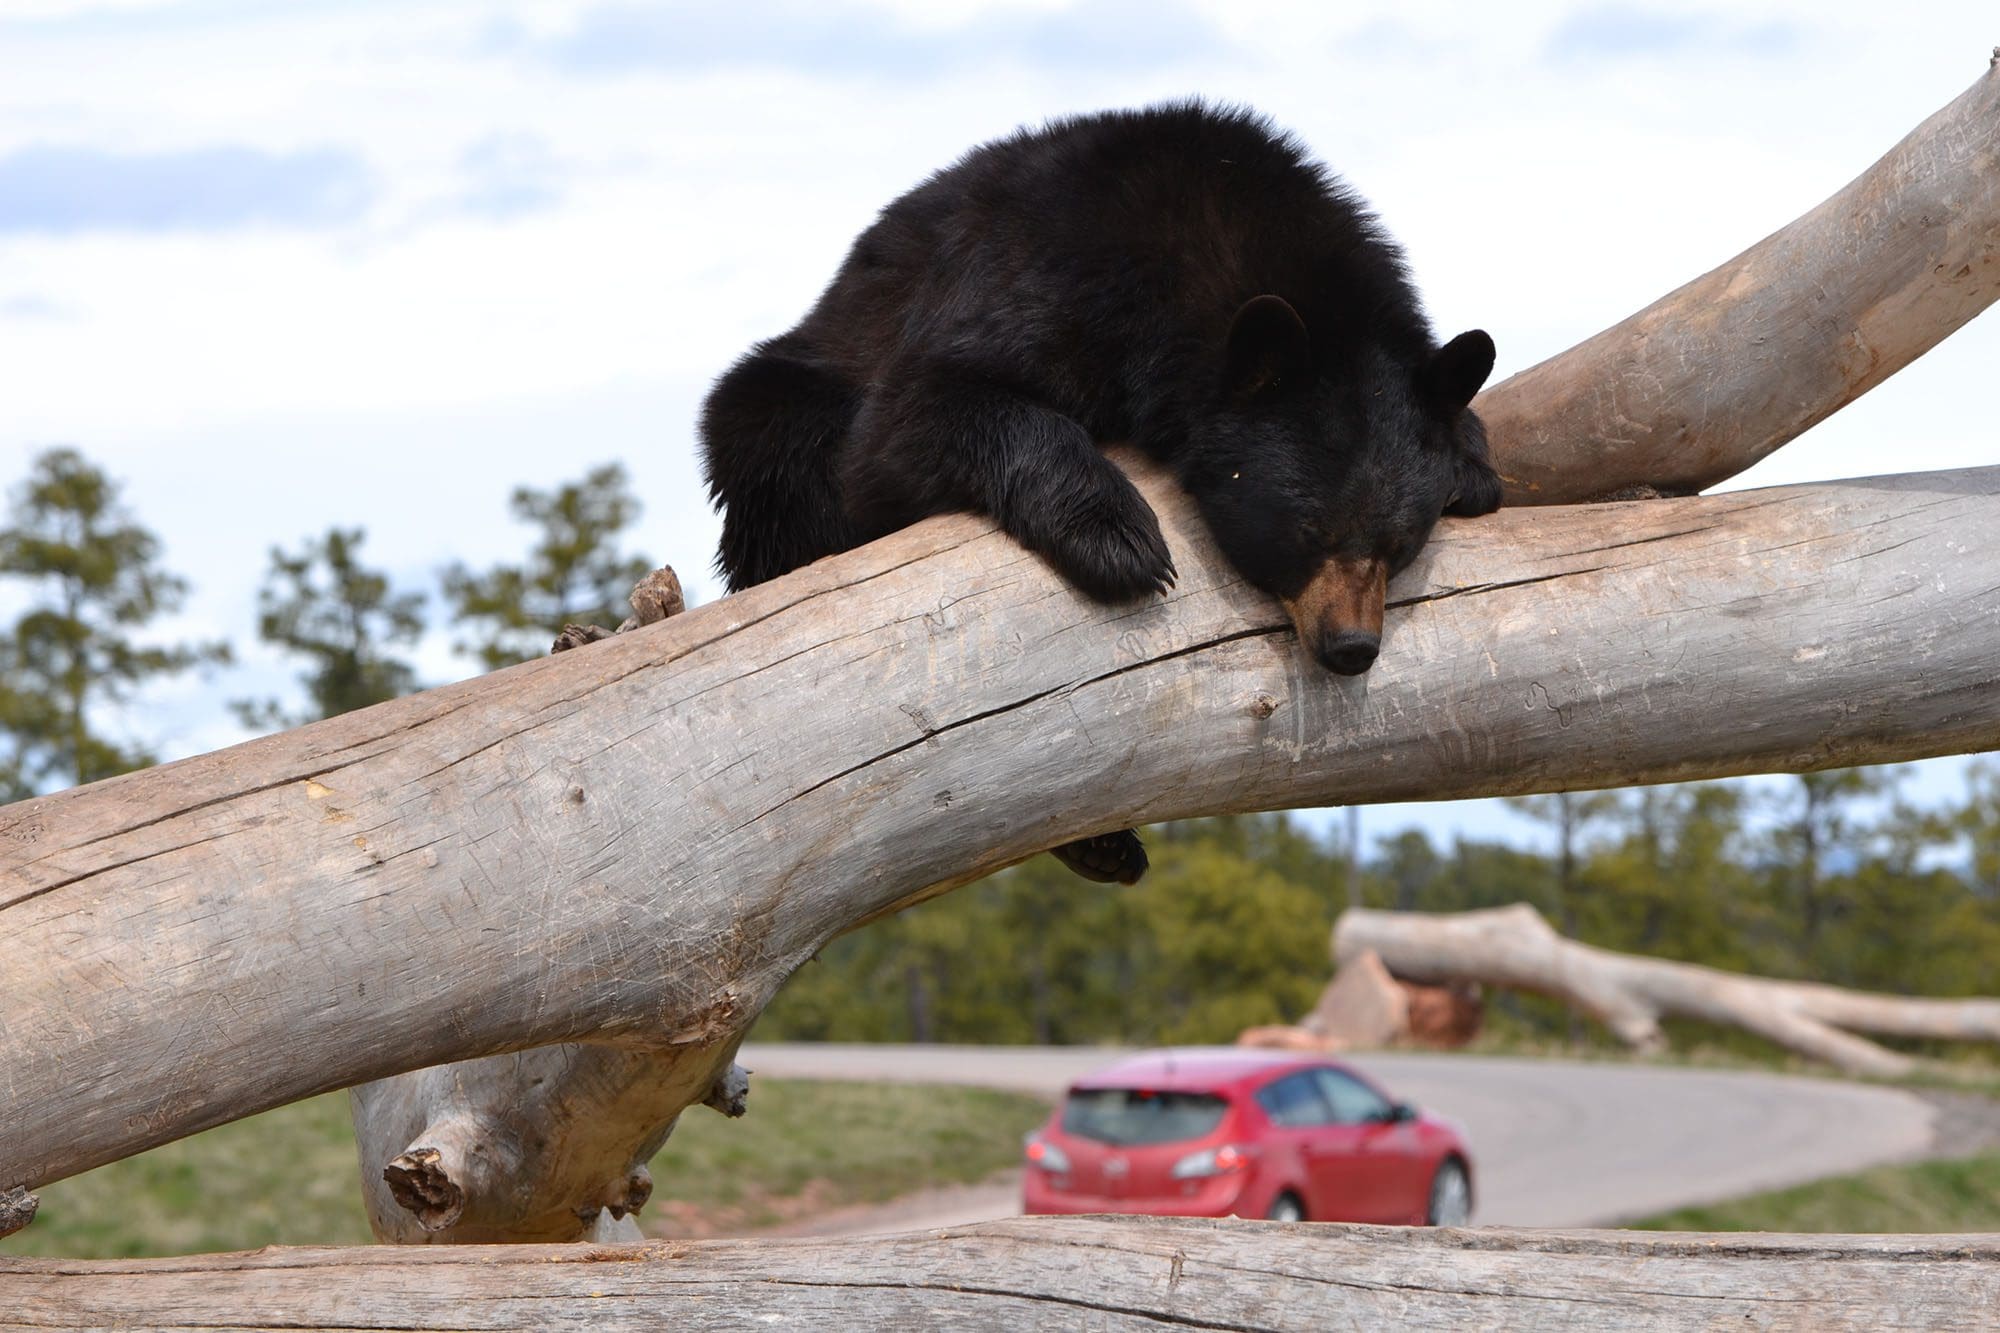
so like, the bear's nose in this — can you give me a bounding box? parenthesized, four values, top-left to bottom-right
(1317, 629, 1380, 676)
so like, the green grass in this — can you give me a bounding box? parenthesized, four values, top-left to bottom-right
(640, 1079, 1049, 1236)
(2, 1081, 1050, 1259)
(25, 1057, 1990, 1255)
(1631, 1153, 2000, 1233)
(1, 1092, 375, 1259)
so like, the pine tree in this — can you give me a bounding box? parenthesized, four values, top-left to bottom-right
(0, 447, 229, 794)
(1766, 768, 1898, 962)
(1504, 790, 1618, 937)
(441, 463, 652, 670)
(235, 527, 426, 729)
(1961, 760, 2000, 901)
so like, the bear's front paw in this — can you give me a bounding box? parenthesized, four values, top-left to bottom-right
(1050, 829, 1148, 884)
(1035, 486, 1176, 603)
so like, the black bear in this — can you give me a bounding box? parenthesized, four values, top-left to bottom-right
(701, 102, 1502, 884)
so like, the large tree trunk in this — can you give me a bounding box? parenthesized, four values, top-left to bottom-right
(6, 1218, 1999, 1331)
(1334, 905, 2000, 1077)
(1477, 55, 2000, 502)
(5, 458, 1998, 1213)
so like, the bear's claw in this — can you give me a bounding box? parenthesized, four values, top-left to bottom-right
(1036, 487, 1176, 604)
(1050, 828, 1149, 884)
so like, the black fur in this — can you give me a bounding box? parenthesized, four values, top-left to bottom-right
(701, 101, 1500, 608)
(699, 103, 1502, 886)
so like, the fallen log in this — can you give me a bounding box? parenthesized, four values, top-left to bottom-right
(1240, 948, 1485, 1053)
(1334, 904, 2000, 1077)
(1477, 55, 2000, 503)
(5, 458, 1999, 1221)
(4, 1217, 1998, 1331)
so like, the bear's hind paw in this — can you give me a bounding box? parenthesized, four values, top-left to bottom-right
(1050, 829, 1149, 884)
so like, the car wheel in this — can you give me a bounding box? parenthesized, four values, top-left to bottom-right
(1426, 1159, 1471, 1227)
(1265, 1192, 1305, 1223)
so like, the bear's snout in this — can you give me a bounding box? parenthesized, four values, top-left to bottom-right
(1317, 629, 1381, 676)
(1284, 556, 1388, 676)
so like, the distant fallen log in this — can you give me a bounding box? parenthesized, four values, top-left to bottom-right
(5, 1217, 1999, 1332)
(1333, 904, 2000, 1077)
(1239, 947, 1483, 1053)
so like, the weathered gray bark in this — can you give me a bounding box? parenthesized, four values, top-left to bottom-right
(0, 1188, 35, 1241)
(6, 1217, 1999, 1331)
(1336, 905, 2000, 1077)
(5, 459, 1999, 1215)
(350, 1045, 751, 1244)
(346, 568, 722, 1245)
(1477, 55, 2000, 503)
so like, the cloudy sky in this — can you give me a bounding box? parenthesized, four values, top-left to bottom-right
(2, 0, 1995, 852)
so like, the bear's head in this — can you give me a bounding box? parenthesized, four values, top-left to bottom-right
(1188, 294, 1502, 676)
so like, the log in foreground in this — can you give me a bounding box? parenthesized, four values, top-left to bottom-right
(1477, 55, 2000, 504)
(6, 461, 2000, 1206)
(1334, 905, 2000, 1077)
(6, 1217, 1998, 1332)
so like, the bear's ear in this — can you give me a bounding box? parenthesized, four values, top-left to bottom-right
(1419, 329, 1496, 412)
(1224, 295, 1310, 400)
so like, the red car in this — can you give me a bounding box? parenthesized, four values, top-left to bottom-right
(1022, 1048, 1472, 1225)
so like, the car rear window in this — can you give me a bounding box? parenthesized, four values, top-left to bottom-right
(1060, 1088, 1229, 1146)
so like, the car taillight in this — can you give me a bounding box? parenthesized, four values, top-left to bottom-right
(1170, 1144, 1252, 1179)
(1024, 1134, 1072, 1174)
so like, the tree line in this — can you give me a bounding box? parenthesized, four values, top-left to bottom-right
(0, 445, 651, 797)
(756, 773, 2000, 1048)
(4, 445, 1996, 1052)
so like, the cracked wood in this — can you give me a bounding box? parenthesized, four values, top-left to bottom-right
(3, 458, 1998, 1194)
(4, 1217, 1998, 1331)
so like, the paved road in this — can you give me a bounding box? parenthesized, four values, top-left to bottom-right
(740, 1043, 1938, 1231)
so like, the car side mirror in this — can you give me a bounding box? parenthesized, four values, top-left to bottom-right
(1390, 1102, 1417, 1123)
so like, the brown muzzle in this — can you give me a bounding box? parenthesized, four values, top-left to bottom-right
(1281, 556, 1386, 676)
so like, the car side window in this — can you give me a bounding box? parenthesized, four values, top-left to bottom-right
(1254, 1072, 1335, 1128)
(1312, 1068, 1393, 1125)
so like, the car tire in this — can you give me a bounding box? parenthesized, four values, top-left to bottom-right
(1265, 1192, 1305, 1223)
(1426, 1159, 1472, 1227)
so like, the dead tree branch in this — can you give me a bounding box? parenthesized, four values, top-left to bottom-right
(1334, 905, 2000, 1076)
(1478, 58, 2000, 503)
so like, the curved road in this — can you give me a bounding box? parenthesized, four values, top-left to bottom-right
(740, 1043, 1938, 1231)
